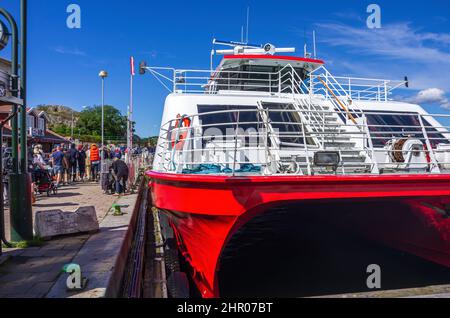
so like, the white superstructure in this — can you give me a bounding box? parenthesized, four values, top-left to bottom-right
(142, 41, 450, 176)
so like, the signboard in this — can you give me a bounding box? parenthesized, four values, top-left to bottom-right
(0, 71, 23, 105)
(28, 127, 45, 137)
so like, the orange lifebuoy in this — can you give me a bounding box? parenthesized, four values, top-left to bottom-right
(171, 114, 191, 150)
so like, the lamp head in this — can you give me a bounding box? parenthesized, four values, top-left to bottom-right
(139, 61, 147, 75)
(99, 70, 108, 79)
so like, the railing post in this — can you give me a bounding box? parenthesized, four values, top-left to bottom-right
(264, 108, 270, 173)
(418, 115, 440, 173)
(232, 111, 240, 176)
(269, 73, 272, 94)
(170, 119, 182, 172)
(384, 81, 388, 102)
(363, 116, 379, 174)
(348, 78, 352, 99)
(322, 106, 325, 148)
(278, 70, 282, 95)
(173, 70, 177, 92)
(291, 70, 294, 95)
(302, 122, 312, 176)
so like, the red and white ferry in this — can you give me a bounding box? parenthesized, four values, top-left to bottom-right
(144, 40, 450, 298)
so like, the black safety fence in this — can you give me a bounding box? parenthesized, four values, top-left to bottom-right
(0, 110, 19, 255)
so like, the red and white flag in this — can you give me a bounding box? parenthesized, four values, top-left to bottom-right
(130, 56, 135, 76)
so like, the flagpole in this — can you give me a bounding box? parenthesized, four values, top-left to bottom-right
(130, 73, 133, 150)
(129, 57, 135, 162)
(126, 104, 130, 163)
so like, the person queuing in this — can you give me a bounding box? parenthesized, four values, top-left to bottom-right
(63, 148, 71, 185)
(30, 145, 46, 195)
(77, 145, 87, 182)
(32, 145, 46, 170)
(68, 143, 79, 183)
(51, 146, 64, 188)
(85, 145, 91, 180)
(90, 144, 100, 182)
(110, 152, 129, 196)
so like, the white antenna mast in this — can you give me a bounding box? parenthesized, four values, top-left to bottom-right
(246, 6, 250, 44)
(313, 30, 317, 58)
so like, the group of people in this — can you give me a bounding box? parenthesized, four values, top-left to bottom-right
(49, 144, 90, 186)
(31, 143, 131, 196)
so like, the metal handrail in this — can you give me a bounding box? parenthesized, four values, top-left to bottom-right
(144, 64, 406, 102)
(310, 66, 407, 102)
(316, 75, 358, 125)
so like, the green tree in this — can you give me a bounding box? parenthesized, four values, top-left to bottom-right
(77, 105, 128, 139)
(141, 136, 158, 147)
(51, 123, 70, 136)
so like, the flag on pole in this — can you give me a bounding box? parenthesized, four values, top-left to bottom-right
(130, 56, 135, 76)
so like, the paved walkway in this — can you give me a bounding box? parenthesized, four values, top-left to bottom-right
(0, 182, 119, 298)
(4, 182, 116, 241)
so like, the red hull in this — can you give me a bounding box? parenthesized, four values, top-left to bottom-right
(147, 171, 450, 298)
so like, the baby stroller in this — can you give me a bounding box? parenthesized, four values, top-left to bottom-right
(33, 166, 58, 197)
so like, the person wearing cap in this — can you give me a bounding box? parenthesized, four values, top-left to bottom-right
(31, 145, 46, 188)
(51, 145, 64, 188)
(33, 145, 46, 170)
(110, 152, 129, 196)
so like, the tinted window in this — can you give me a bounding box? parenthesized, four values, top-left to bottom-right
(198, 105, 261, 131)
(365, 111, 447, 147)
(214, 65, 307, 93)
(261, 102, 314, 145)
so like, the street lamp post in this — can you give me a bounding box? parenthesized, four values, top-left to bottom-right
(99, 70, 108, 188)
(0, 2, 33, 242)
(70, 110, 74, 140)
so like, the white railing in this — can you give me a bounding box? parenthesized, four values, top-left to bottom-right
(154, 106, 450, 176)
(145, 66, 283, 95)
(309, 66, 407, 102)
(144, 64, 406, 102)
(127, 154, 153, 186)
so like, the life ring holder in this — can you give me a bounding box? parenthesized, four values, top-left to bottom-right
(171, 114, 192, 150)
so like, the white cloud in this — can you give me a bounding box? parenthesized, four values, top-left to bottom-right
(312, 22, 450, 92)
(407, 88, 450, 109)
(53, 46, 87, 56)
(315, 22, 450, 63)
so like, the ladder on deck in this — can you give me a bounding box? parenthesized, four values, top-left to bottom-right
(309, 68, 379, 174)
(295, 97, 375, 174)
(260, 64, 379, 175)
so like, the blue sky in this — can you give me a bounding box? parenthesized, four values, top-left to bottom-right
(1, 0, 449, 136)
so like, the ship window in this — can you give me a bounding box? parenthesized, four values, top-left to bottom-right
(214, 65, 307, 93)
(261, 102, 314, 145)
(364, 111, 448, 147)
(216, 67, 242, 91)
(197, 105, 262, 137)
